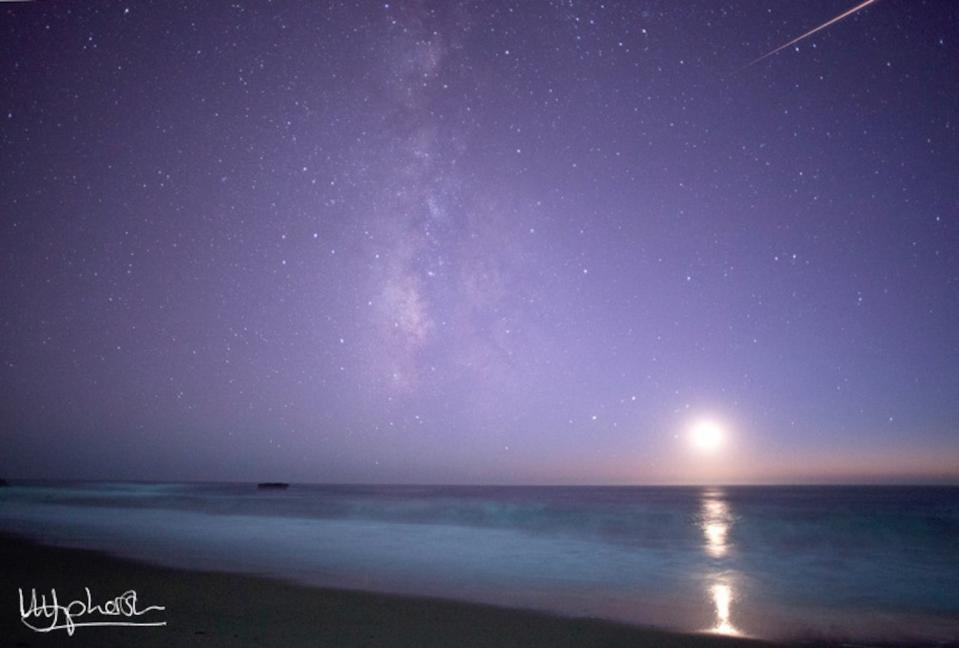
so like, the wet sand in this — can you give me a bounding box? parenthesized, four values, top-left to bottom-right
(0, 533, 783, 648)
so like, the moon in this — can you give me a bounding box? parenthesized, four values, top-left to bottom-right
(691, 419, 725, 452)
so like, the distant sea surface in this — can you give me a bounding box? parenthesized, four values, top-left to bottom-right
(2, 483, 957, 642)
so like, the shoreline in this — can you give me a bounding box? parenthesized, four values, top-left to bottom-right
(0, 532, 780, 648)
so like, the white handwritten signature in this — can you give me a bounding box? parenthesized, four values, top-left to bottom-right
(19, 587, 166, 635)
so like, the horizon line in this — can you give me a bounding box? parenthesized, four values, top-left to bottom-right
(5, 477, 959, 488)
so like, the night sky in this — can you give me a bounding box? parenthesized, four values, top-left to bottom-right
(2, 1, 957, 484)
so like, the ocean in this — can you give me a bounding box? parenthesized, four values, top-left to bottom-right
(1, 482, 957, 642)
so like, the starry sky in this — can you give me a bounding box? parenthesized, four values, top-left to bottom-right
(2, 1, 957, 485)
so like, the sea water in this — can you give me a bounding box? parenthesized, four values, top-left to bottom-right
(1, 483, 957, 642)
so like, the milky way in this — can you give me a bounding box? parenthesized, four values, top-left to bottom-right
(1, 1, 957, 484)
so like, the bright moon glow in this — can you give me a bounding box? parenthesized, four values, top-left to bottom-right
(691, 420, 725, 452)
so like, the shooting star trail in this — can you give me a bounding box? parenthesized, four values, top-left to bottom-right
(744, 0, 880, 69)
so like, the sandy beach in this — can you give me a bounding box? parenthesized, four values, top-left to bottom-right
(0, 533, 785, 648)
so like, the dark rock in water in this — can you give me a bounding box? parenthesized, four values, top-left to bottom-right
(256, 482, 289, 490)
(0, 479, 8, 487)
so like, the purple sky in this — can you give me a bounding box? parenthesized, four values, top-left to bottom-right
(2, 1, 957, 484)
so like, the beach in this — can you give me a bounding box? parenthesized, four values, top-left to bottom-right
(2, 483, 958, 645)
(4, 0, 959, 645)
(1, 533, 781, 648)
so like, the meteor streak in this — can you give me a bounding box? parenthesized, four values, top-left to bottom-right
(744, 0, 880, 69)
